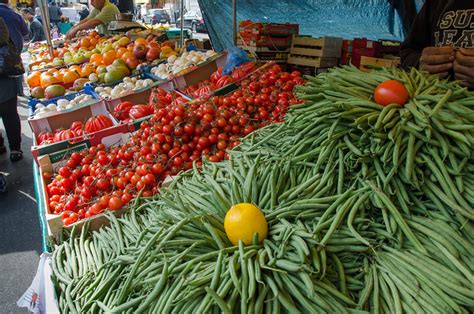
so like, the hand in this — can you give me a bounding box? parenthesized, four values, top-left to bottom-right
(65, 28, 77, 40)
(454, 48, 474, 89)
(419, 46, 455, 78)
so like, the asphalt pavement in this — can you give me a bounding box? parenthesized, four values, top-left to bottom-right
(0, 96, 42, 313)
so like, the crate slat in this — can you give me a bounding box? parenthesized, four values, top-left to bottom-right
(287, 55, 339, 68)
(290, 35, 343, 59)
(359, 56, 400, 72)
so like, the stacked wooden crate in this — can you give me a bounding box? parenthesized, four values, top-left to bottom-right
(237, 21, 299, 63)
(287, 35, 343, 70)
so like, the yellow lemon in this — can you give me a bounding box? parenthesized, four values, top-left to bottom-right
(224, 203, 268, 246)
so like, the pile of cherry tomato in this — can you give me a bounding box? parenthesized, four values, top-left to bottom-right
(44, 64, 305, 226)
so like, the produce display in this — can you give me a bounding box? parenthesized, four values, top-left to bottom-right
(150, 50, 217, 79)
(26, 34, 179, 97)
(32, 93, 96, 117)
(43, 64, 304, 225)
(93, 77, 155, 99)
(50, 67, 473, 312)
(36, 114, 114, 145)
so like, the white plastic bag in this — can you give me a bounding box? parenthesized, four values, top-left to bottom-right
(17, 253, 59, 313)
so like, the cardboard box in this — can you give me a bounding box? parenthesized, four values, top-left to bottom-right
(29, 101, 122, 161)
(186, 38, 212, 50)
(36, 126, 132, 239)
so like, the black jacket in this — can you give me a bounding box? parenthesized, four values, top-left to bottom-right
(401, 0, 474, 69)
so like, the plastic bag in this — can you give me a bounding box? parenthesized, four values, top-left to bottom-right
(17, 253, 60, 313)
(222, 46, 250, 75)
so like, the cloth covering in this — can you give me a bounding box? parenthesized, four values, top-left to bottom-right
(197, 0, 424, 51)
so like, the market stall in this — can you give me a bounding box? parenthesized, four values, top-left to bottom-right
(18, 0, 474, 313)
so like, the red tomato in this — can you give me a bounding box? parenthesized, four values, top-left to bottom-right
(373, 80, 409, 106)
(108, 197, 123, 211)
(113, 101, 133, 121)
(84, 115, 114, 133)
(129, 104, 154, 119)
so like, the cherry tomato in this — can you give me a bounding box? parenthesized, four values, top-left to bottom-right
(108, 197, 123, 211)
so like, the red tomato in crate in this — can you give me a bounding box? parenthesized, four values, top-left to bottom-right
(84, 114, 114, 133)
(53, 129, 76, 142)
(129, 104, 154, 119)
(70, 121, 83, 132)
(114, 101, 134, 121)
(216, 75, 232, 88)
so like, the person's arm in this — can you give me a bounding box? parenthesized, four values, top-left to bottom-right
(400, 1, 432, 69)
(66, 17, 101, 39)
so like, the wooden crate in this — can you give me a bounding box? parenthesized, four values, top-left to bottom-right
(287, 55, 339, 68)
(290, 35, 343, 58)
(251, 51, 290, 63)
(239, 44, 290, 53)
(239, 21, 299, 37)
(237, 36, 292, 49)
(359, 56, 400, 72)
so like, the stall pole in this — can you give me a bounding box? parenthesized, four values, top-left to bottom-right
(232, 0, 237, 45)
(179, 0, 185, 48)
(39, 0, 54, 59)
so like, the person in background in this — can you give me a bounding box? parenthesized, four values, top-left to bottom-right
(401, 0, 474, 89)
(65, 0, 119, 38)
(136, 5, 141, 21)
(48, 1, 62, 27)
(78, 5, 89, 21)
(34, 7, 42, 24)
(0, 0, 27, 54)
(0, 13, 25, 162)
(21, 8, 45, 43)
(58, 15, 73, 34)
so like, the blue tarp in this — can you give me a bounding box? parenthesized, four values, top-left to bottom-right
(198, 0, 421, 51)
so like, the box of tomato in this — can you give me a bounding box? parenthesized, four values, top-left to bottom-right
(29, 100, 123, 162)
(106, 86, 193, 133)
(36, 124, 132, 240)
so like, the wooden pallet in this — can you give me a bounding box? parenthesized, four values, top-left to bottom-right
(359, 56, 400, 72)
(287, 55, 339, 68)
(290, 35, 343, 58)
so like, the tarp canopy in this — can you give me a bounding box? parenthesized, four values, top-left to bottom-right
(197, 0, 426, 51)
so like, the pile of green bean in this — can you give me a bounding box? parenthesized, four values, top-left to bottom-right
(51, 67, 474, 313)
